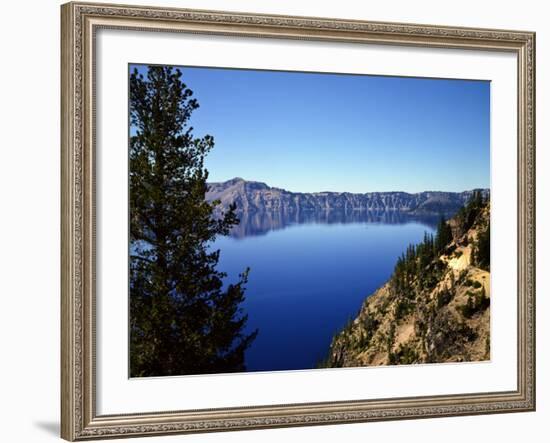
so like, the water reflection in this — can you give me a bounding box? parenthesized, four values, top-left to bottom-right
(229, 209, 447, 238)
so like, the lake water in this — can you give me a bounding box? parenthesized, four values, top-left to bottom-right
(213, 211, 436, 372)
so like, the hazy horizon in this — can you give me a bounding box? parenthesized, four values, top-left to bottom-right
(131, 64, 490, 194)
(207, 175, 489, 195)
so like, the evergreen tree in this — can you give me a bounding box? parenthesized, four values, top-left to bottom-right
(458, 190, 484, 234)
(434, 216, 453, 254)
(129, 65, 257, 377)
(416, 232, 433, 274)
(474, 225, 490, 271)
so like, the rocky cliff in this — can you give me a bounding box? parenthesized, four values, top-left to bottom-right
(206, 178, 488, 216)
(324, 196, 491, 367)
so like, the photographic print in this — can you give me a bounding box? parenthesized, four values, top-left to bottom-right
(129, 63, 491, 378)
(61, 6, 535, 438)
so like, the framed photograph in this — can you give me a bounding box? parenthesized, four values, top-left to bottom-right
(61, 2, 536, 440)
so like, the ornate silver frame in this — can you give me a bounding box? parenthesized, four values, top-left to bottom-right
(61, 2, 536, 440)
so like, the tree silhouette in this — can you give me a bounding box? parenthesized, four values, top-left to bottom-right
(474, 224, 490, 271)
(434, 216, 453, 254)
(129, 65, 257, 377)
(456, 190, 484, 234)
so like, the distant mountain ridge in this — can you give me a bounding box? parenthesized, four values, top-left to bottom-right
(206, 178, 489, 216)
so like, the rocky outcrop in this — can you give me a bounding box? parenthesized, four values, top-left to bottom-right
(324, 199, 491, 367)
(206, 178, 488, 216)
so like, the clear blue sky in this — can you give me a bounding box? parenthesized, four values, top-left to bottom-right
(130, 64, 490, 193)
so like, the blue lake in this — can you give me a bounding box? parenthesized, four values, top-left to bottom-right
(213, 212, 436, 372)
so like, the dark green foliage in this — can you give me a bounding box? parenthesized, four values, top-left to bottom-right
(464, 279, 482, 288)
(389, 210, 456, 298)
(456, 190, 486, 235)
(363, 313, 379, 331)
(395, 298, 414, 320)
(421, 259, 446, 291)
(357, 313, 380, 349)
(129, 66, 257, 377)
(458, 287, 490, 318)
(449, 271, 456, 291)
(434, 216, 453, 254)
(390, 343, 420, 365)
(386, 323, 396, 355)
(436, 286, 453, 309)
(474, 225, 490, 271)
(458, 269, 469, 283)
(423, 311, 478, 363)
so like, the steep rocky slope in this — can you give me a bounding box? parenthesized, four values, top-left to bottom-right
(324, 197, 491, 367)
(206, 178, 488, 216)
